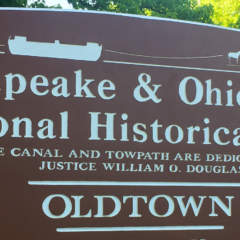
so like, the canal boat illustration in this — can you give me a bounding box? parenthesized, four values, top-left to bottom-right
(8, 36, 102, 61)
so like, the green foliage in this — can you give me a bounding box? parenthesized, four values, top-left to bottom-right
(0, 0, 57, 8)
(200, 0, 240, 28)
(67, 0, 213, 23)
(28, 0, 61, 8)
(28, 0, 47, 8)
(68, 0, 111, 11)
(1, 0, 240, 28)
(0, 0, 27, 7)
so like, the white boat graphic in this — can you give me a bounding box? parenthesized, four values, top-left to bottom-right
(8, 36, 102, 61)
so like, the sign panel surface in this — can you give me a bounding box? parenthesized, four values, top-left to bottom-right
(1, 8, 240, 240)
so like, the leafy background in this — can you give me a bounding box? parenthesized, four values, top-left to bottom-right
(1, 0, 240, 28)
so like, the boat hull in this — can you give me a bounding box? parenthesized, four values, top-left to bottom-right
(8, 37, 102, 61)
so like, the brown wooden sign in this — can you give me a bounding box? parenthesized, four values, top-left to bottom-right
(1, 8, 240, 240)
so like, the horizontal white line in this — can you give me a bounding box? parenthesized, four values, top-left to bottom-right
(104, 60, 240, 74)
(56, 225, 224, 232)
(105, 49, 224, 59)
(0, 52, 5, 54)
(28, 181, 240, 187)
